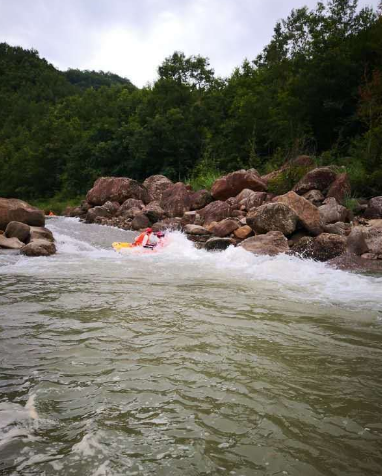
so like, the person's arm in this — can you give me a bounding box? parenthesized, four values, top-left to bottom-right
(142, 234, 149, 247)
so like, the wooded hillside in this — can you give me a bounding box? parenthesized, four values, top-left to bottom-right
(0, 0, 381, 200)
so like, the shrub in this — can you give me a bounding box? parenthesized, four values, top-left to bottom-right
(30, 194, 84, 215)
(267, 165, 312, 195)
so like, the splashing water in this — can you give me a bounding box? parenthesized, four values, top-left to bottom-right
(1, 217, 382, 475)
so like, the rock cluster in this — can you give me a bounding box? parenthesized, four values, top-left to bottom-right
(65, 160, 382, 266)
(0, 199, 56, 256)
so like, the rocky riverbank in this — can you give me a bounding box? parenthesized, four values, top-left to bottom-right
(64, 156, 382, 271)
(0, 198, 56, 256)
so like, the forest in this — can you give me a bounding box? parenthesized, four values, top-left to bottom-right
(0, 0, 381, 207)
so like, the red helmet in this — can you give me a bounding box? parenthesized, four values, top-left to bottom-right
(146, 228, 153, 233)
(156, 231, 164, 237)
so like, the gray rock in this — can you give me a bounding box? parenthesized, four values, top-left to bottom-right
(5, 221, 30, 243)
(247, 202, 298, 236)
(0, 198, 45, 230)
(276, 191, 322, 235)
(198, 201, 232, 226)
(347, 228, 369, 255)
(319, 197, 348, 225)
(0, 235, 24, 249)
(86, 177, 149, 205)
(207, 219, 239, 238)
(131, 213, 151, 230)
(21, 239, 56, 256)
(323, 222, 350, 236)
(204, 237, 235, 251)
(117, 199, 145, 217)
(85, 206, 111, 223)
(293, 167, 337, 195)
(364, 197, 382, 219)
(30, 226, 54, 242)
(143, 202, 166, 223)
(239, 231, 289, 255)
(143, 175, 173, 202)
(311, 233, 347, 261)
(184, 224, 211, 235)
(302, 189, 325, 207)
(211, 169, 266, 200)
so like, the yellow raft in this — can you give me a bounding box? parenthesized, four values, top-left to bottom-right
(112, 242, 134, 252)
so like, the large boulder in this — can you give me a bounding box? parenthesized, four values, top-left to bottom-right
(363, 220, 382, 254)
(323, 222, 350, 236)
(364, 197, 382, 219)
(319, 197, 348, 225)
(189, 189, 213, 210)
(235, 189, 267, 211)
(293, 167, 337, 195)
(204, 237, 235, 251)
(211, 169, 267, 201)
(86, 177, 149, 206)
(347, 227, 369, 256)
(85, 206, 111, 224)
(143, 201, 166, 223)
(291, 236, 315, 258)
(261, 155, 314, 184)
(64, 201, 90, 218)
(246, 202, 298, 236)
(198, 201, 232, 226)
(302, 190, 325, 207)
(184, 224, 211, 235)
(276, 191, 322, 235)
(152, 217, 182, 231)
(160, 182, 192, 218)
(326, 173, 351, 204)
(5, 221, 30, 243)
(30, 226, 54, 242)
(117, 198, 145, 217)
(0, 235, 24, 249)
(207, 219, 239, 238)
(21, 239, 56, 257)
(0, 198, 45, 231)
(143, 175, 173, 202)
(131, 213, 151, 230)
(102, 201, 120, 215)
(181, 211, 199, 227)
(311, 233, 347, 261)
(239, 231, 289, 256)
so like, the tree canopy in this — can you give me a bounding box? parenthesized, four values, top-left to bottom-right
(0, 0, 381, 200)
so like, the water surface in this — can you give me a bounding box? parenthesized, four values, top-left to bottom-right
(1, 217, 382, 475)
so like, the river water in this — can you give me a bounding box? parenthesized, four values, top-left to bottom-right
(0, 217, 382, 476)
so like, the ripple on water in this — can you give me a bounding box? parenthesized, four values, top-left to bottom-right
(0, 218, 382, 475)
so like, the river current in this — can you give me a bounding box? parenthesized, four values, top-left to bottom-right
(0, 217, 382, 475)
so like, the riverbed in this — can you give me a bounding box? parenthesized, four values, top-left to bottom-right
(1, 217, 382, 475)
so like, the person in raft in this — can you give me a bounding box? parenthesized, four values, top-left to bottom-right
(155, 230, 165, 247)
(133, 228, 154, 248)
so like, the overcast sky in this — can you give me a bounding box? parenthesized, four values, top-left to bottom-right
(0, 0, 379, 86)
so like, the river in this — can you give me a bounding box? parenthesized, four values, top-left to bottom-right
(1, 217, 382, 475)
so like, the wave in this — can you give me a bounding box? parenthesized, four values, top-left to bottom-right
(1, 218, 382, 313)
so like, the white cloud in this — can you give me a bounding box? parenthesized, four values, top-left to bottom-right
(0, 0, 379, 86)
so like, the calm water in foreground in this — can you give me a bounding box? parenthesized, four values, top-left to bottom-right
(1, 217, 382, 476)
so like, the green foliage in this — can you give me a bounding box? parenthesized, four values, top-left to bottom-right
(29, 194, 85, 215)
(1, 0, 382, 201)
(63, 69, 135, 91)
(267, 165, 313, 195)
(187, 151, 222, 191)
(343, 196, 360, 213)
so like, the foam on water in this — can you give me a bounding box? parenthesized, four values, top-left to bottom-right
(1, 218, 382, 313)
(1, 219, 382, 475)
(0, 394, 40, 450)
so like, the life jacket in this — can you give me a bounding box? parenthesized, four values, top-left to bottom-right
(134, 232, 149, 246)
